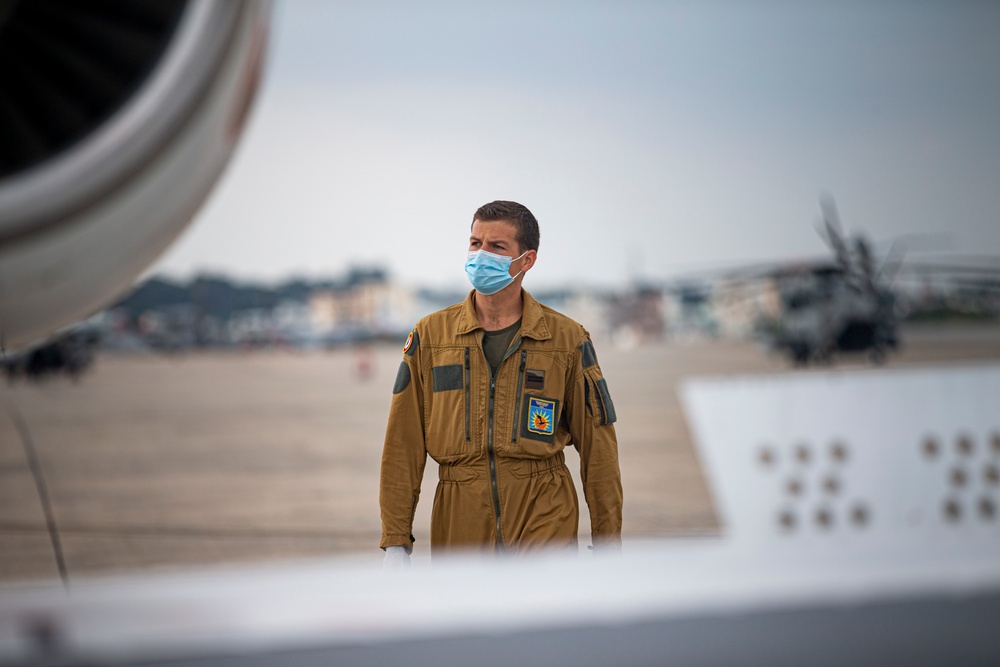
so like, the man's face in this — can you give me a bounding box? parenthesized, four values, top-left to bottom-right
(469, 219, 520, 257)
(469, 219, 535, 278)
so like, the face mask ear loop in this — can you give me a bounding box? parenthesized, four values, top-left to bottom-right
(513, 249, 528, 270)
(510, 250, 528, 281)
(507, 251, 528, 283)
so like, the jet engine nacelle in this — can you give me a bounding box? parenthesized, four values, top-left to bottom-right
(0, 0, 269, 351)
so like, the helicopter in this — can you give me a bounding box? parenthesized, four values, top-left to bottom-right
(757, 196, 901, 366)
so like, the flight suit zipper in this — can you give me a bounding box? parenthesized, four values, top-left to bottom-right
(487, 373, 503, 549)
(511, 350, 527, 442)
(464, 347, 471, 441)
(484, 335, 522, 551)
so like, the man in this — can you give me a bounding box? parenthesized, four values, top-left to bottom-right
(380, 200, 622, 566)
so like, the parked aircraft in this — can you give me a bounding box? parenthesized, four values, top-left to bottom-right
(2, 324, 99, 383)
(757, 196, 900, 365)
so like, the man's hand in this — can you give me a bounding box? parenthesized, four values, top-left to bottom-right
(383, 545, 411, 570)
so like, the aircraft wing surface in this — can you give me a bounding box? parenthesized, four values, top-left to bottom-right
(2, 364, 999, 666)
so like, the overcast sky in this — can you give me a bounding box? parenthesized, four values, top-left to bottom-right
(151, 1, 1000, 291)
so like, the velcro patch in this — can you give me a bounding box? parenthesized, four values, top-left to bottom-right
(392, 361, 410, 394)
(596, 377, 617, 425)
(579, 340, 598, 369)
(432, 364, 463, 392)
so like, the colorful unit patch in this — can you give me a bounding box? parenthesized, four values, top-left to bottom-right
(402, 331, 414, 354)
(527, 397, 556, 436)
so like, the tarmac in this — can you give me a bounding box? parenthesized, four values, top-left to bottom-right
(2, 323, 999, 586)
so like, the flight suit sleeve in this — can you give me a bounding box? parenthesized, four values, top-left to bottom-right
(568, 335, 623, 548)
(378, 327, 427, 551)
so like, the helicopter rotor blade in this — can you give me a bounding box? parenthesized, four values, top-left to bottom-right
(854, 235, 878, 292)
(876, 232, 956, 286)
(878, 240, 906, 285)
(816, 194, 854, 277)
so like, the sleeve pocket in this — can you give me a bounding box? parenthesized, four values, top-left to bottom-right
(586, 374, 617, 426)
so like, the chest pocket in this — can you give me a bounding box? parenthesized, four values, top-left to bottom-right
(511, 350, 565, 447)
(426, 349, 472, 459)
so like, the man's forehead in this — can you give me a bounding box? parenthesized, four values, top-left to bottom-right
(471, 219, 517, 240)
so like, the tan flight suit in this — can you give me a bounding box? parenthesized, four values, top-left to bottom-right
(379, 289, 623, 554)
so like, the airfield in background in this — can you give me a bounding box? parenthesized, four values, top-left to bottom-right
(2, 321, 999, 585)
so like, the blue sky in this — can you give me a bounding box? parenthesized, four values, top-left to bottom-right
(152, 1, 1000, 290)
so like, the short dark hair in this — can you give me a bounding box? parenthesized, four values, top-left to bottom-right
(472, 200, 540, 253)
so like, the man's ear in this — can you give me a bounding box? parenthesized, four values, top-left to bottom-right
(521, 249, 537, 273)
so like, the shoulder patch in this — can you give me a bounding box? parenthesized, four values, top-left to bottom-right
(403, 329, 419, 356)
(579, 340, 598, 369)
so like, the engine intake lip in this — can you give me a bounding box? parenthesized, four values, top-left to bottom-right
(0, 0, 244, 245)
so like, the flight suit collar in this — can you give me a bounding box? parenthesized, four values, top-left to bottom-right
(456, 289, 552, 341)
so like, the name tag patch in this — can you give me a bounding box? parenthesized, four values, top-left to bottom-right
(525, 369, 545, 390)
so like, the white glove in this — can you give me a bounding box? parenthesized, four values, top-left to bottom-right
(589, 539, 623, 556)
(383, 545, 411, 570)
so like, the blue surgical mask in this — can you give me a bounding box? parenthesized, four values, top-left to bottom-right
(465, 249, 527, 295)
